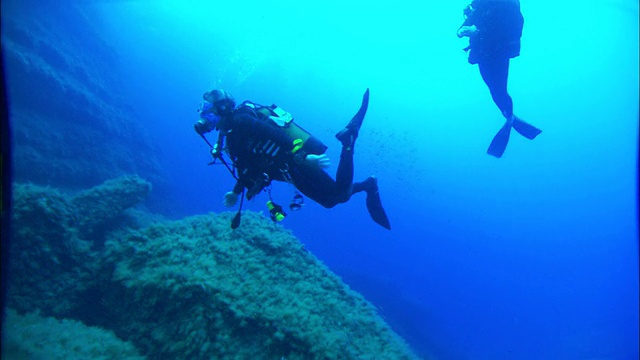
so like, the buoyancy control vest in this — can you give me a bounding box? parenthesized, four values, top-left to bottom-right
(218, 101, 328, 200)
(238, 101, 328, 160)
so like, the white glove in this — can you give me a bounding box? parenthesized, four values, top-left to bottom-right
(305, 154, 331, 169)
(223, 191, 239, 207)
(457, 25, 477, 38)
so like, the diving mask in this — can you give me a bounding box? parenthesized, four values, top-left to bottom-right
(198, 101, 220, 126)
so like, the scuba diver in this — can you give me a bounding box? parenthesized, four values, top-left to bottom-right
(194, 88, 391, 230)
(457, 0, 542, 158)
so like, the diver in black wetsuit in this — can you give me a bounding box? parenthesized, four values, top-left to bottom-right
(194, 88, 390, 230)
(457, 0, 542, 158)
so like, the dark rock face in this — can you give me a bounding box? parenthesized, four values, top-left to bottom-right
(2, 3, 164, 191)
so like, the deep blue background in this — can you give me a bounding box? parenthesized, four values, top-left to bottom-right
(7, 0, 640, 359)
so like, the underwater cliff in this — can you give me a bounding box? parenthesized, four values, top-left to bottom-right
(1, 4, 163, 192)
(3, 176, 421, 359)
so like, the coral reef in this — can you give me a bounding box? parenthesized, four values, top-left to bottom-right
(5, 177, 421, 359)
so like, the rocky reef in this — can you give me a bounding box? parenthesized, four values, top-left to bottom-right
(8, 175, 152, 318)
(1, 3, 163, 192)
(3, 176, 420, 359)
(2, 309, 144, 360)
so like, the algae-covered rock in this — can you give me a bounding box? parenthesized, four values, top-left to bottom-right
(10, 183, 98, 316)
(70, 175, 152, 238)
(7, 177, 422, 359)
(8, 175, 151, 317)
(102, 212, 419, 359)
(1, 308, 145, 360)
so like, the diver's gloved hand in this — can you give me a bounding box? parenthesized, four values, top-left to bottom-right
(223, 191, 239, 207)
(457, 25, 477, 38)
(305, 154, 331, 169)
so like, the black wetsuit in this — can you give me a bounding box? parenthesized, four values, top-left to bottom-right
(462, 0, 524, 118)
(219, 103, 361, 208)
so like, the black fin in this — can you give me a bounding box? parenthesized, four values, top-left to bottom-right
(487, 122, 512, 158)
(336, 88, 370, 146)
(513, 117, 542, 140)
(361, 177, 390, 230)
(349, 87, 370, 132)
(366, 190, 391, 230)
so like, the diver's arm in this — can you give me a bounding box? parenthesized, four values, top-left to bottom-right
(223, 180, 246, 207)
(223, 181, 244, 207)
(457, 2, 478, 37)
(232, 181, 244, 194)
(457, 25, 478, 38)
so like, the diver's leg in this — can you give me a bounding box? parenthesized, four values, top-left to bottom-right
(487, 59, 541, 139)
(333, 88, 370, 200)
(352, 176, 376, 194)
(290, 146, 354, 208)
(479, 58, 512, 118)
(290, 167, 341, 208)
(334, 146, 354, 200)
(481, 59, 514, 158)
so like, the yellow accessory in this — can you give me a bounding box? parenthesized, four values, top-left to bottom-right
(266, 201, 285, 222)
(291, 138, 303, 153)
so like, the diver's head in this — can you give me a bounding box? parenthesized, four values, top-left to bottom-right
(203, 89, 236, 116)
(198, 101, 220, 125)
(197, 101, 220, 130)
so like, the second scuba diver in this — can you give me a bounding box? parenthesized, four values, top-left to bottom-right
(457, 0, 542, 157)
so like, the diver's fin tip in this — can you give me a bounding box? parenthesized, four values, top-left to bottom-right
(365, 185, 391, 230)
(371, 211, 391, 230)
(512, 117, 542, 140)
(337, 89, 370, 143)
(486, 123, 512, 158)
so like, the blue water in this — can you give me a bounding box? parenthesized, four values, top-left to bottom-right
(5, 0, 639, 359)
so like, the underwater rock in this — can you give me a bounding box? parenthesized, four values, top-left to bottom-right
(8, 176, 151, 318)
(1, 4, 164, 192)
(7, 179, 420, 359)
(10, 183, 99, 317)
(101, 211, 419, 359)
(70, 175, 152, 239)
(1, 308, 145, 360)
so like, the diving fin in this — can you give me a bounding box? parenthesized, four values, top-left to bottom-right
(487, 122, 512, 158)
(367, 191, 391, 230)
(336, 88, 370, 146)
(362, 176, 391, 230)
(512, 117, 542, 140)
